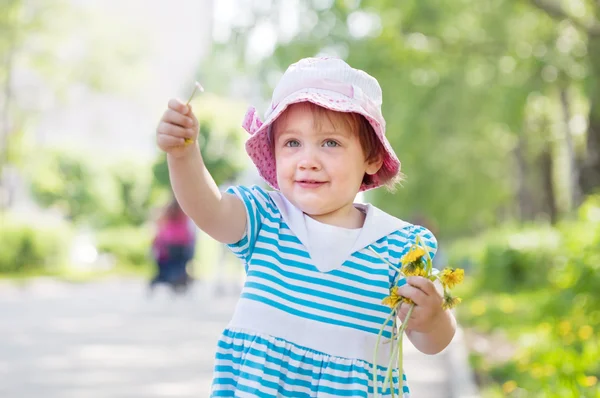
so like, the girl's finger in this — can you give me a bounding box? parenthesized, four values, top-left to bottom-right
(406, 276, 437, 296)
(396, 284, 428, 305)
(157, 121, 196, 139)
(157, 133, 185, 147)
(167, 98, 189, 115)
(163, 109, 194, 128)
(396, 303, 407, 318)
(398, 302, 422, 321)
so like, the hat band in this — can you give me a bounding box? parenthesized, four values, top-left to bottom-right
(272, 78, 354, 109)
(270, 78, 382, 129)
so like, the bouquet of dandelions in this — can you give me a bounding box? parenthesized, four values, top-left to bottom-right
(370, 235, 465, 397)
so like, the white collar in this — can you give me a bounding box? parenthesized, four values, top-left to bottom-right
(268, 191, 410, 254)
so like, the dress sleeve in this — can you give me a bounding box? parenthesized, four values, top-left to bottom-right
(388, 224, 439, 289)
(224, 185, 271, 268)
(411, 224, 438, 263)
(412, 225, 437, 260)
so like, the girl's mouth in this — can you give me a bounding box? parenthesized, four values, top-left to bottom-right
(296, 180, 326, 188)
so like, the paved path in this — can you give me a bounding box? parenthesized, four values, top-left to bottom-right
(0, 278, 458, 398)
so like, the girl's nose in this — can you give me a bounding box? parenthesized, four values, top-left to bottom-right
(297, 149, 321, 170)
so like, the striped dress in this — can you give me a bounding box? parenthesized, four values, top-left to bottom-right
(211, 185, 437, 398)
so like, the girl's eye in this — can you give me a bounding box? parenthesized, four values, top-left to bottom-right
(324, 140, 339, 147)
(284, 140, 300, 147)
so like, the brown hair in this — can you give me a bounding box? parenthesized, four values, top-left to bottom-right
(272, 102, 403, 190)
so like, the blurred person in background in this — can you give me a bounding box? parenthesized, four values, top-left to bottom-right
(149, 197, 196, 293)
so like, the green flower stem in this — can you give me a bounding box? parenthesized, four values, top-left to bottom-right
(371, 239, 432, 397)
(382, 335, 400, 388)
(382, 303, 415, 389)
(369, 247, 402, 274)
(416, 235, 434, 274)
(390, 317, 396, 398)
(186, 82, 203, 105)
(397, 327, 402, 382)
(373, 309, 396, 398)
(397, 304, 415, 362)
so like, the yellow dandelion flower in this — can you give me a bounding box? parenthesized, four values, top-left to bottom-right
(442, 292, 462, 310)
(558, 320, 571, 336)
(382, 289, 402, 309)
(402, 261, 426, 276)
(579, 375, 597, 387)
(470, 299, 486, 315)
(502, 380, 517, 394)
(578, 325, 593, 341)
(401, 246, 426, 265)
(440, 268, 465, 289)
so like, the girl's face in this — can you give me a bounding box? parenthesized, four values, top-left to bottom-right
(273, 103, 382, 227)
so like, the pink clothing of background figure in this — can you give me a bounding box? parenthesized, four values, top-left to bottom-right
(152, 200, 195, 262)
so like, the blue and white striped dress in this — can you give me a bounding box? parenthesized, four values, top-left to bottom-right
(211, 185, 437, 398)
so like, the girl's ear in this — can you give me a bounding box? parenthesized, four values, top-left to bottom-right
(365, 153, 384, 176)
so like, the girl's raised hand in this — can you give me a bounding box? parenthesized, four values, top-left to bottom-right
(156, 99, 199, 158)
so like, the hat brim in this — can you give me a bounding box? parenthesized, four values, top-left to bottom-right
(245, 88, 400, 192)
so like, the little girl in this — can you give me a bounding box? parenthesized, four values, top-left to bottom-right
(156, 57, 456, 397)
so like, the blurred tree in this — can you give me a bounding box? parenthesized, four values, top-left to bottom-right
(0, 0, 72, 208)
(110, 162, 153, 227)
(0, 0, 149, 209)
(27, 150, 158, 227)
(527, 0, 600, 197)
(28, 150, 102, 223)
(211, 0, 599, 235)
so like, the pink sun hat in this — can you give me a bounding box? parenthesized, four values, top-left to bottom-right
(241, 57, 400, 192)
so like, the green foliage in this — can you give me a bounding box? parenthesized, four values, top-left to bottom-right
(451, 195, 600, 396)
(109, 160, 153, 227)
(0, 213, 155, 277)
(1, 0, 77, 178)
(27, 150, 105, 223)
(198, 120, 245, 187)
(0, 0, 151, 217)
(26, 149, 159, 227)
(95, 225, 153, 269)
(0, 214, 71, 273)
(468, 226, 562, 292)
(152, 155, 171, 195)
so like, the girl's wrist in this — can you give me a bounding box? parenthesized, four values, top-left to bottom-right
(408, 310, 456, 354)
(167, 144, 202, 163)
(417, 309, 455, 336)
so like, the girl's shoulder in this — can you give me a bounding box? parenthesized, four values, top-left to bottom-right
(227, 184, 280, 214)
(366, 204, 436, 238)
(366, 206, 438, 255)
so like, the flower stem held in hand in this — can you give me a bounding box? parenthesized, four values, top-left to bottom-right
(183, 81, 204, 145)
(371, 235, 464, 398)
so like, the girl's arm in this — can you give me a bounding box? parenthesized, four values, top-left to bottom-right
(157, 99, 246, 244)
(168, 146, 246, 244)
(406, 309, 456, 355)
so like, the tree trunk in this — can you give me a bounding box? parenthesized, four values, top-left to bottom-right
(539, 141, 558, 224)
(0, 39, 15, 210)
(560, 87, 581, 209)
(579, 35, 600, 195)
(514, 133, 534, 221)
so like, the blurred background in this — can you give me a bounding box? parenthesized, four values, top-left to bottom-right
(1, 0, 599, 397)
